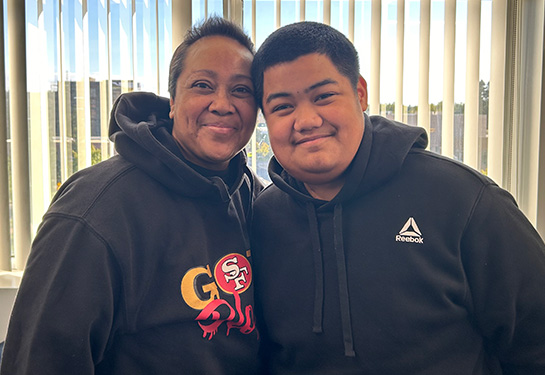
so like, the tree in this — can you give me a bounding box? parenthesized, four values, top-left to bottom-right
(454, 102, 465, 114)
(91, 145, 102, 165)
(479, 80, 489, 114)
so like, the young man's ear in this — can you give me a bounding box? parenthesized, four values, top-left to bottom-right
(357, 75, 368, 112)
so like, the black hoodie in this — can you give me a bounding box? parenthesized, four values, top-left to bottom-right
(1, 92, 263, 375)
(252, 114, 545, 374)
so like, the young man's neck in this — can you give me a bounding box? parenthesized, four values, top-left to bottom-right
(304, 178, 345, 202)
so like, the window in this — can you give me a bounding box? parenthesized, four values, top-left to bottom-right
(1, 0, 544, 272)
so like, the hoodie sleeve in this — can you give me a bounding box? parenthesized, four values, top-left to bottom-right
(461, 183, 545, 373)
(0, 215, 121, 375)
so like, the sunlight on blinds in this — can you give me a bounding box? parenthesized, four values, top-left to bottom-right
(1, 0, 543, 270)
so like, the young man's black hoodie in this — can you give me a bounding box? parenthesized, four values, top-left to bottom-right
(253, 114, 545, 374)
(1, 92, 262, 375)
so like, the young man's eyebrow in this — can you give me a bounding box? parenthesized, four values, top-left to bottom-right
(265, 79, 339, 105)
(305, 79, 338, 93)
(265, 92, 291, 104)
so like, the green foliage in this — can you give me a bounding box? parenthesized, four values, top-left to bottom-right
(454, 102, 465, 114)
(91, 145, 102, 165)
(479, 80, 489, 115)
(255, 125, 272, 160)
(70, 145, 104, 169)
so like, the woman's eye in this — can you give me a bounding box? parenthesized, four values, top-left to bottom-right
(233, 86, 253, 96)
(192, 81, 212, 90)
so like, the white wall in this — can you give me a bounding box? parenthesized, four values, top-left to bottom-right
(0, 273, 21, 342)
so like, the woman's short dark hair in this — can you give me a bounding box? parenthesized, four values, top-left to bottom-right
(168, 17, 255, 99)
(251, 21, 360, 109)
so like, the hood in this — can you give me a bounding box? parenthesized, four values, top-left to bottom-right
(266, 114, 427, 357)
(109, 91, 251, 202)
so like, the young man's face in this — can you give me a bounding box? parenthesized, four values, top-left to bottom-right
(169, 36, 256, 171)
(262, 53, 367, 187)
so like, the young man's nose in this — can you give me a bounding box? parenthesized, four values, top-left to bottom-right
(294, 104, 322, 132)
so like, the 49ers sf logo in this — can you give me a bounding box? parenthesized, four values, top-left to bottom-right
(214, 253, 251, 294)
(180, 252, 255, 339)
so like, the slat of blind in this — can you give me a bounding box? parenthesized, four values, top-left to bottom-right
(58, 0, 68, 183)
(276, 0, 281, 28)
(0, 0, 10, 270)
(324, 0, 331, 25)
(132, 0, 137, 95)
(349, 0, 355, 42)
(395, 0, 404, 122)
(488, 0, 507, 183)
(172, 0, 191, 49)
(156, 0, 161, 93)
(250, 0, 257, 172)
(300, 0, 305, 22)
(33, 3, 53, 235)
(463, 0, 481, 169)
(252, 0, 257, 41)
(108, 0, 116, 156)
(28, 2, 52, 235)
(442, 0, 456, 158)
(82, 0, 92, 169)
(370, 0, 381, 115)
(516, 0, 544, 227)
(418, 0, 430, 135)
(539, 50, 545, 237)
(8, 0, 31, 270)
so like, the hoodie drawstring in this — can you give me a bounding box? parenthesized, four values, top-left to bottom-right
(306, 202, 356, 357)
(333, 204, 355, 357)
(306, 202, 324, 334)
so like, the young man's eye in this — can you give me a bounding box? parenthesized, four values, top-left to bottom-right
(271, 104, 292, 113)
(315, 92, 335, 102)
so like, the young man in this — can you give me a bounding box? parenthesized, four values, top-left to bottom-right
(251, 21, 545, 374)
(1, 17, 262, 374)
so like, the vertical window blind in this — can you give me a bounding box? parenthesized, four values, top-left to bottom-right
(0, 0, 543, 272)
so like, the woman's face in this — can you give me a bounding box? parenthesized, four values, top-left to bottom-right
(169, 36, 257, 170)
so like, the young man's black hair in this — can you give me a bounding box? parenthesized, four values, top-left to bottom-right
(251, 21, 360, 108)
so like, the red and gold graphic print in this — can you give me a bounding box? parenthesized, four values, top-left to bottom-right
(180, 251, 256, 340)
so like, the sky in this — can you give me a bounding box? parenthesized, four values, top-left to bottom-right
(22, 0, 492, 105)
(246, 0, 493, 105)
(24, 0, 171, 93)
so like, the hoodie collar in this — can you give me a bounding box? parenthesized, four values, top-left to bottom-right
(109, 91, 250, 202)
(268, 113, 428, 205)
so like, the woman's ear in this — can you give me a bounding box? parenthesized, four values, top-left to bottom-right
(169, 98, 175, 119)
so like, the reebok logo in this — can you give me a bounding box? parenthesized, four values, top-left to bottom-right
(396, 217, 424, 244)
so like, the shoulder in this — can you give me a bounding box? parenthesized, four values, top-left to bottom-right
(47, 155, 157, 219)
(405, 149, 496, 191)
(253, 182, 306, 228)
(255, 182, 286, 208)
